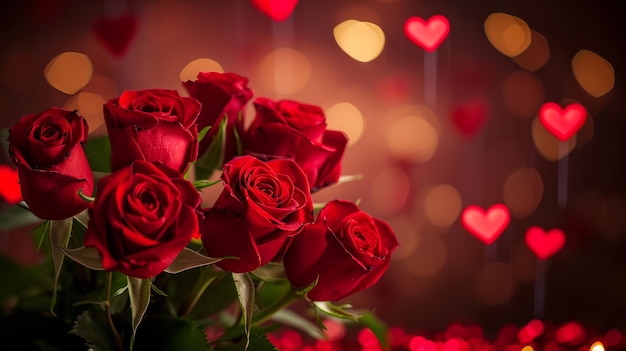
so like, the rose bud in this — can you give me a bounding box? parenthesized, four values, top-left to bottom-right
(84, 161, 202, 279)
(201, 155, 313, 273)
(182, 71, 253, 163)
(243, 97, 348, 192)
(7, 107, 94, 220)
(284, 200, 399, 301)
(104, 89, 201, 175)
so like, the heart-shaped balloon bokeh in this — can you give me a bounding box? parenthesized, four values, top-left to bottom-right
(525, 226, 566, 259)
(461, 204, 510, 245)
(539, 102, 587, 141)
(404, 15, 450, 52)
(0, 164, 22, 205)
(93, 13, 138, 57)
(251, 0, 298, 22)
(334, 20, 385, 63)
(451, 98, 488, 136)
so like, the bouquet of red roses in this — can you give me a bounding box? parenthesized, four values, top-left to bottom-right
(1, 71, 398, 351)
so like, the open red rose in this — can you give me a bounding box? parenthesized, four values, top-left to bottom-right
(244, 97, 348, 192)
(284, 200, 399, 301)
(104, 89, 201, 175)
(7, 107, 94, 220)
(84, 161, 201, 278)
(201, 155, 313, 273)
(182, 71, 253, 164)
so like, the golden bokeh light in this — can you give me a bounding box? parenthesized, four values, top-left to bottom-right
(256, 47, 312, 96)
(44, 52, 93, 95)
(513, 30, 550, 72)
(531, 116, 576, 161)
(64, 92, 106, 134)
(324, 102, 365, 146)
(180, 58, 224, 82)
(403, 234, 447, 278)
(590, 341, 606, 351)
(370, 167, 410, 215)
(484, 13, 532, 57)
(334, 20, 385, 63)
(474, 262, 515, 305)
(521, 346, 534, 351)
(503, 167, 544, 218)
(386, 115, 438, 163)
(423, 184, 462, 227)
(502, 70, 545, 119)
(572, 49, 615, 98)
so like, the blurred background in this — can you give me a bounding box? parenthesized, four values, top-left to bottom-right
(1, 0, 625, 339)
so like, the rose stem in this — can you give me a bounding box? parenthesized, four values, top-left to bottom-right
(105, 272, 124, 351)
(180, 267, 224, 318)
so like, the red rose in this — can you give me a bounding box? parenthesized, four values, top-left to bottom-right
(201, 155, 313, 273)
(182, 72, 253, 163)
(7, 107, 94, 220)
(104, 89, 201, 174)
(244, 98, 348, 192)
(284, 200, 399, 301)
(84, 161, 201, 278)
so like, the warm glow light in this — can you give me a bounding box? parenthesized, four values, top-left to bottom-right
(531, 116, 576, 161)
(503, 167, 544, 218)
(403, 234, 447, 277)
(423, 184, 462, 227)
(334, 20, 385, 63)
(324, 102, 365, 146)
(474, 262, 515, 305)
(502, 70, 545, 119)
(83, 74, 118, 100)
(180, 58, 224, 81)
(572, 49, 615, 98)
(590, 341, 605, 351)
(386, 115, 438, 163)
(521, 346, 534, 351)
(257, 47, 311, 96)
(44, 52, 93, 95)
(513, 30, 550, 71)
(484, 13, 532, 57)
(64, 92, 106, 134)
(370, 167, 410, 215)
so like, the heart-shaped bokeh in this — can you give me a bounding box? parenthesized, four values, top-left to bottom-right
(0, 164, 22, 205)
(404, 15, 450, 52)
(93, 13, 138, 57)
(461, 204, 510, 245)
(251, 0, 298, 22)
(539, 102, 586, 141)
(525, 226, 565, 259)
(451, 98, 488, 136)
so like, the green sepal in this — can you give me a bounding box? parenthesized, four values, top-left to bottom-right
(313, 301, 367, 320)
(195, 116, 227, 181)
(164, 247, 227, 274)
(197, 125, 211, 143)
(232, 272, 255, 351)
(192, 179, 221, 190)
(127, 276, 151, 351)
(251, 262, 287, 284)
(32, 219, 50, 251)
(49, 218, 73, 316)
(61, 246, 104, 270)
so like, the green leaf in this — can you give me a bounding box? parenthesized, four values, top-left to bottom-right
(84, 136, 111, 173)
(69, 309, 119, 351)
(165, 247, 226, 274)
(0, 204, 42, 230)
(358, 312, 390, 349)
(127, 276, 151, 351)
(133, 316, 211, 351)
(49, 218, 73, 316)
(214, 332, 279, 351)
(195, 116, 227, 180)
(232, 272, 255, 350)
(61, 246, 104, 270)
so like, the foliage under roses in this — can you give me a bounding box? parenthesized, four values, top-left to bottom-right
(0, 71, 398, 351)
